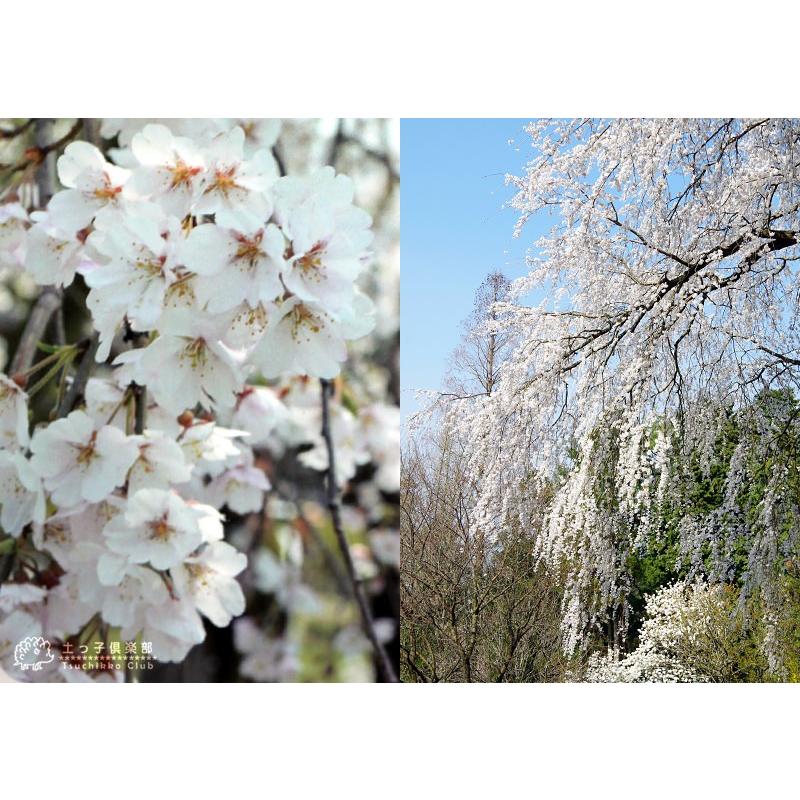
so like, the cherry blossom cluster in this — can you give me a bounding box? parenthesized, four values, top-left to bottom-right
(29, 121, 375, 387)
(0, 118, 399, 681)
(1, 373, 255, 669)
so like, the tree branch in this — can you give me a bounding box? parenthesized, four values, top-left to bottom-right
(9, 287, 62, 374)
(320, 378, 398, 682)
(56, 332, 99, 416)
(132, 382, 146, 435)
(0, 119, 33, 139)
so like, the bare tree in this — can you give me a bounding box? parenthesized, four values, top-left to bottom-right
(444, 271, 515, 398)
(400, 426, 568, 682)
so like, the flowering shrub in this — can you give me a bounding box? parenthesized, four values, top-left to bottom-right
(586, 580, 772, 683)
(0, 118, 399, 682)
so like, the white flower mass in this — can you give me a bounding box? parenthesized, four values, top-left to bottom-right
(0, 118, 400, 682)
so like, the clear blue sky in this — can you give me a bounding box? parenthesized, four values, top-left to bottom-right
(400, 118, 548, 419)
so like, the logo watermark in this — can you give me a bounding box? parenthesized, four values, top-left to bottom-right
(13, 636, 55, 671)
(12, 637, 155, 673)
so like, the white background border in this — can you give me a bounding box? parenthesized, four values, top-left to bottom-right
(3, 1, 799, 795)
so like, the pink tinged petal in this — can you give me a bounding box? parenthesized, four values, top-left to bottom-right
(237, 465, 271, 492)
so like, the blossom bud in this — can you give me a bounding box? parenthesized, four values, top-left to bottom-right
(177, 410, 194, 428)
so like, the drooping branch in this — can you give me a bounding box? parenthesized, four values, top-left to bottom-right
(320, 378, 398, 682)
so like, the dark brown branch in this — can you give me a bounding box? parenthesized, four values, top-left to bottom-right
(337, 132, 399, 182)
(3, 118, 82, 182)
(326, 121, 345, 167)
(31, 118, 83, 164)
(56, 332, 99, 417)
(132, 382, 146, 435)
(9, 120, 65, 375)
(9, 287, 62, 374)
(320, 378, 398, 682)
(0, 119, 34, 139)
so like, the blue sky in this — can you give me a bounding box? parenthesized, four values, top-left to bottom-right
(400, 118, 548, 419)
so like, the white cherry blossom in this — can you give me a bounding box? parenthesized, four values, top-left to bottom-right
(127, 123, 207, 217)
(276, 168, 373, 311)
(84, 204, 181, 330)
(96, 561, 169, 631)
(236, 119, 281, 157)
(171, 540, 247, 627)
(182, 222, 284, 313)
(0, 609, 43, 672)
(102, 488, 211, 571)
(48, 141, 130, 232)
(1, 117, 390, 680)
(234, 616, 298, 682)
(142, 596, 206, 662)
(0, 202, 28, 270)
(83, 377, 127, 429)
(0, 451, 46, 536)
(24, 212, 88, 288)
(0, 373, 29, 450)
(178, 420, 245, 473)
(127, 430, 192, 494)
(120, 311, 246, 414)
(203, 448, 270, 514)
(194, 127, 277, 233)
(250, 298, 347, 379)
(32, 499, 118, 571)
(228, 385, 289, 446)
(29, 411, 139, 508)
(358, 404, 401, 492)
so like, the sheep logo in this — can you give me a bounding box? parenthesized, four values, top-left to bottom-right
(13, 636, 55, 671)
